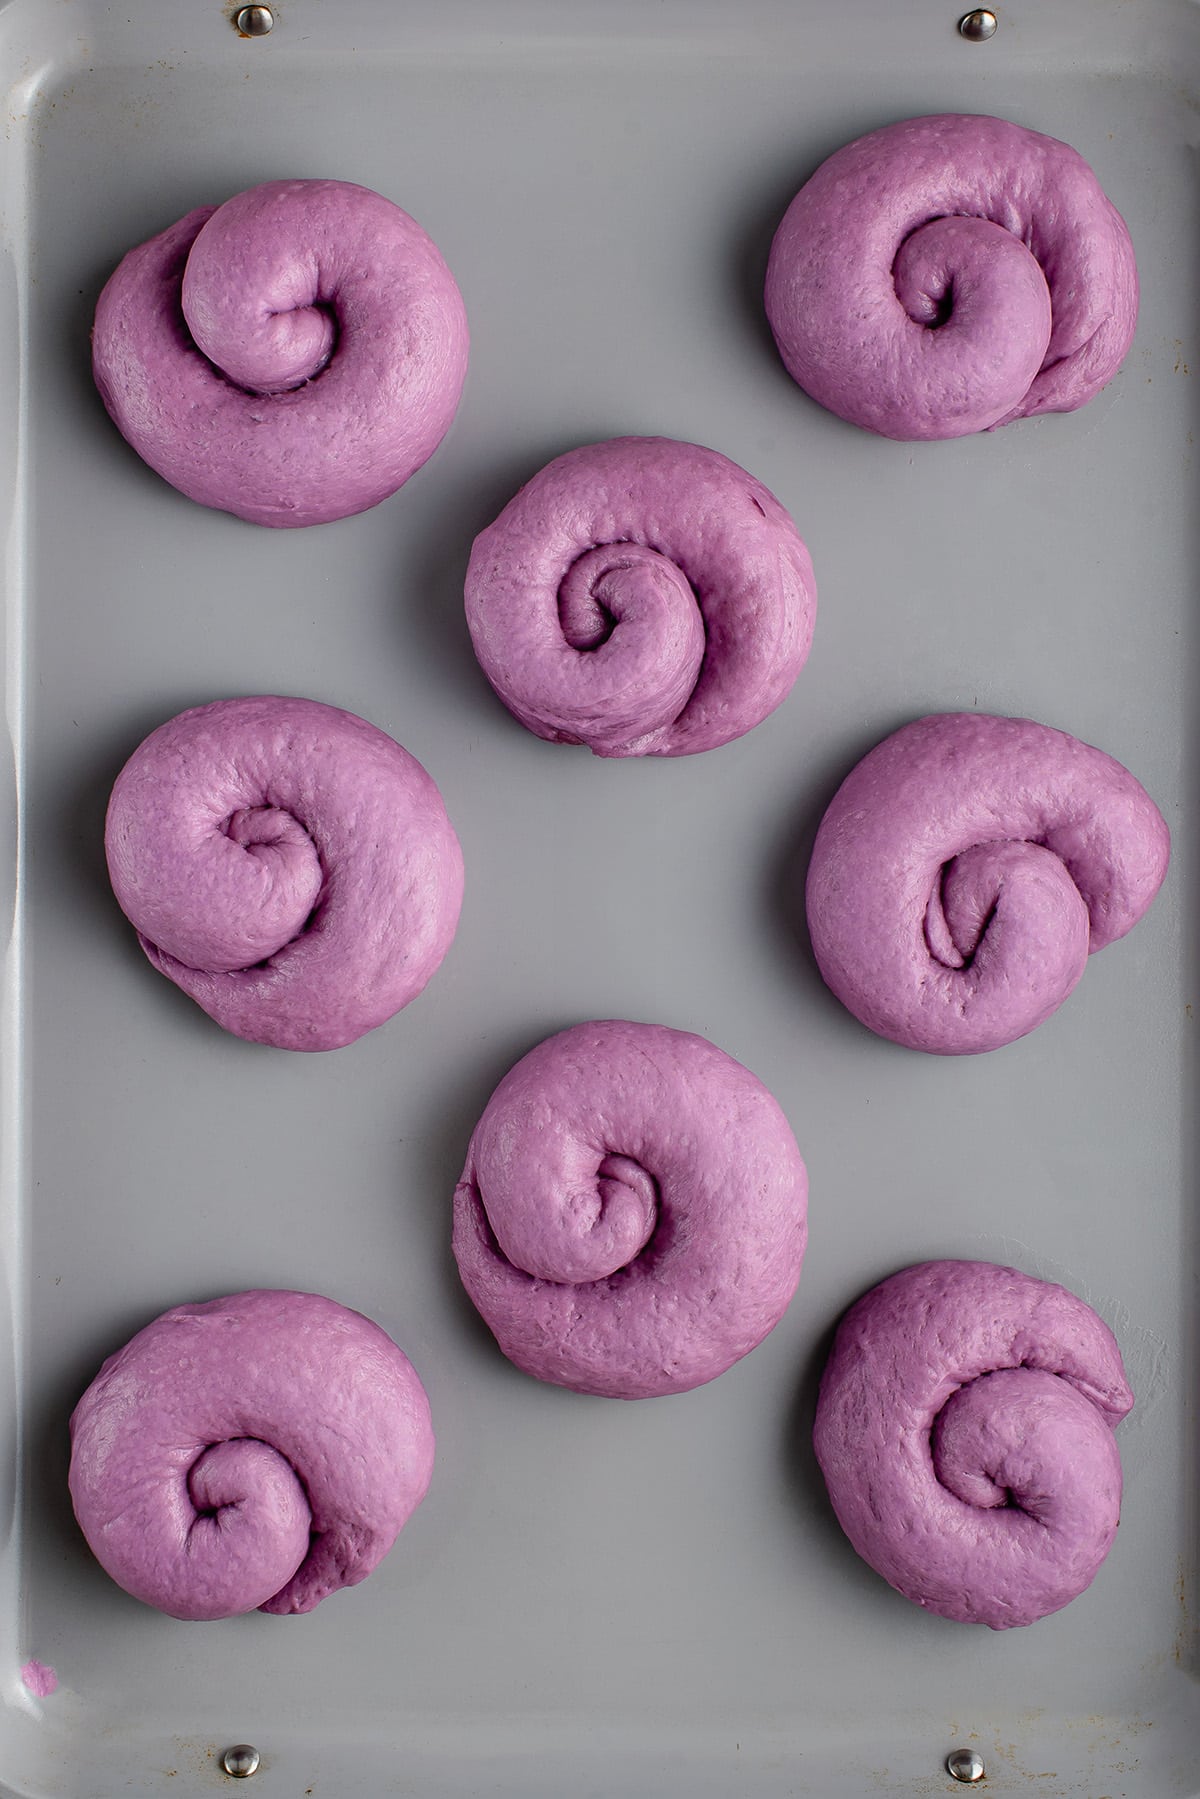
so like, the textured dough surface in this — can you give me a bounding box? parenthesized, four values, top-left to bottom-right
(805, 712, 1169, 1054)
(465, 437, 816, 757)
(813, 1261, 1133, 1628)
(105, 695, 463, 1050)
(453, 1020, 808, 1397)
(764, 114, 1138, 440)
(93, 179, 469, 526)
(69, 1290, 435, 1620)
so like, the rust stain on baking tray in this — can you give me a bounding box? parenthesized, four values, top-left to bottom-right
(1172, 1552, 1193, 1665)
(166, 1740, 219, 1783)
(897, 1711, 1157, 1798)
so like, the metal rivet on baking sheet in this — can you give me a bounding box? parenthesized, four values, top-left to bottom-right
(946, 1747, 986, 1783)
(221, 1745, 261, 1779)
(233, 4, 274, 35)
(957, 8, 998, 39)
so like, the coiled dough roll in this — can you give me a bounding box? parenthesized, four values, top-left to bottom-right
(453, 1020, 808, 1397)
(813, 1261, 1133, 1629)
(69, 1290, 435, 1620)
(805, 713, 1169, 1054)
(105, 696, 463, 1051)
(93, 179, 468, 526)
(464, 438, 816, 757)
(764, 114, 1138, 439)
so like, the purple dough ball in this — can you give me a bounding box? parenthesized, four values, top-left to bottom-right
(453, 1020, 808, 1397)
(813, 1261, 1133, 1629)
(465, 437, 817, 757)
(805, 713, 1169, 1054)
(93, 179, 468, 526)
(69, 1290, 435, 1620)
(765, 114, 1138, 439)
(105, 695, 463, 1051)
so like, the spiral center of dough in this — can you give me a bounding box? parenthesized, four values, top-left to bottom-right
(224, 802, 312, 859)
(923, 851, 999, 969)
(136, 802, 325, 977)
(931, 1366, 1117, 1533)
(544, 1151, 660, 1283)
(893, 219, 959, 328)
(931, 1371, 1026, 1511)
(594, 1153, 660, 1265)
(178, 1437, 313, 1614)
(557, 543, 698, 651)
(181, 216, 343, 395)
(187, 1436, 309, 1522)
(201, 803, 326, 969)
(472, 1148, 662, 1286)
(558, 548, 622, 650)
(229, 302, 340, 395)
(537, 541, 710, 753)
(921, 838, 1093, 1005)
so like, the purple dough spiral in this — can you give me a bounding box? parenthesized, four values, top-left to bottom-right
(453, 1021, 808, 1398)
(69, 1290, 435, 1621)
(464, 437, 817, 757)
(813, 1261, 1133, 1629)
(764, 114, 1138, 440)
(105, 696, 463, 1051)
(93, 179, 469, 526)
(805, 713, 1169, 1055)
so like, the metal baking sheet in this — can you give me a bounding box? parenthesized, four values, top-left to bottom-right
(0, 0, 1196, 1791)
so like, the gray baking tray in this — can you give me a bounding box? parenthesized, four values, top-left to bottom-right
(0, 0, 1196, 1792)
